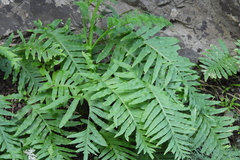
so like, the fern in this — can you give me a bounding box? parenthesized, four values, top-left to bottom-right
(197, 40, 239, 158)
(0, 36, 21, 79)
(68, 120, 108, 160)
(199, 39, 240, 81)
(191, 147, 240, 160)
(81, 62, 194, 159)
(14, 99, 77, 160)
(0, 0, 238, 159)
(99, 131, 137, 160)
(0, 94, 23, 159)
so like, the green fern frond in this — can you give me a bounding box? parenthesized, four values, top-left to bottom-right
(107, 10, 171, 30)
(0, 95, 22, 160)
(39, 70, 83, 100)
(20, 19, 89, 76)
(13, 31, 65, 63)
(99, 22, 198, 101)
(99, 131, 137, 160)
(14, 102, 77, 159)
(32, 20, 89, 75)
(79, 60, 193, 159)
(188, 89, 238, 159)
(13, 19, 71, 64)
(0, 46, 19, 61)
(200, 39, 239, 81)
(0, 46, 21, 79)
(136, 147, 176, 160)
(68, 120, 107, 160)
(32, 135, 76, 160)
(141, 85, 193, 159)
(14, 60, 46, 95)
(10, 19, 88, 95)
(139, 36, 198, 100)
(135, 126, 157, 159)
(192, 109, 238, 159)
(78, 72, 158, 159)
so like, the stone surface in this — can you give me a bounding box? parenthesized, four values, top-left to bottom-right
(0, 0, 240, 63)
(219, 0, 240, 17)
(0, 0, 81, 36)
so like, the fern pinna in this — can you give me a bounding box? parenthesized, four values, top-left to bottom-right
(0, 0, 238, 159)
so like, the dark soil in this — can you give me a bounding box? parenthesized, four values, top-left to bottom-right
(0, 71, 18, 96)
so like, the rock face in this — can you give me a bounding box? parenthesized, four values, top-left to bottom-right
(219, 0, 240, 18)
(0, 0, 81, 35)
(0, 0, 240, 63)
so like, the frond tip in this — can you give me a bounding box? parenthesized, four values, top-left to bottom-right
(68, 120, 107, 160)
(199, 40, 239, 81)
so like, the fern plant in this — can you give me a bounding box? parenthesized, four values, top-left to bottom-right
(0, 0, 238, 159)
(199, 39, 240, 81)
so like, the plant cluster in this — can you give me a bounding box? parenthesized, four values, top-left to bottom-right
(0, 0, 239, 159)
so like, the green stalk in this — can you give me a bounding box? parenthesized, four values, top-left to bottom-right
(91, 29, 112, 50)
(88, 0, 101, 50)
(82, 18, 88, 44)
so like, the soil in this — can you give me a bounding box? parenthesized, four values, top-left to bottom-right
(0, 71, 18, 96)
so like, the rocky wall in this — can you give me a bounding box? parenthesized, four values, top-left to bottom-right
(0, 0, 81, 35)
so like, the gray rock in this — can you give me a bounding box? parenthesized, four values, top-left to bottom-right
(0, 0, 81, 35)
(155, 0, 171, 6)
(219, 0, 240, 17)
(121, 0, 139, 6)
(178, 48, 200, 64)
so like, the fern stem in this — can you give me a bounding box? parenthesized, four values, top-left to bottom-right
(91, 29, 112, 50)
(82, 19, 88, 44)
(89, 0, 101, 51)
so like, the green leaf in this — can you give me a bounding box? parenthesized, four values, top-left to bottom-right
(40, 95, 71, 110)
(68, 121, 107, 160)
(59, 97, 81, 128)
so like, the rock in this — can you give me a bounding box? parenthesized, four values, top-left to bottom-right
(219, 0, 240, 17)
(156, 0, 171, 6)
(170, 8, 178, 20)
(178, 48, 200, 64)
(121, 0, 139, 6)
(0, 0, 81, 35)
